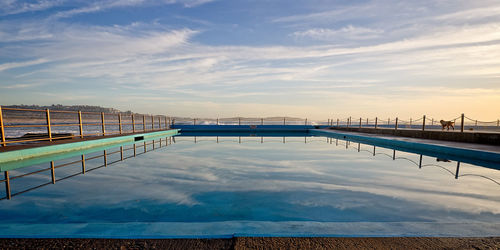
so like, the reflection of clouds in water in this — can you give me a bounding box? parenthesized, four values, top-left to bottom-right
(1, 137, 500, 225)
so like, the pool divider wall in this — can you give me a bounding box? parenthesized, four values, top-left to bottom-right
(0, 129, 180, 167)
(310, 129, 500, 167)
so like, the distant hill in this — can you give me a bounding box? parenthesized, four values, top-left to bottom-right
(3, 104, 134, 114)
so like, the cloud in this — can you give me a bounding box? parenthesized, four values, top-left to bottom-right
(0, 58, 48, 72)
(292, 26, 383, 41)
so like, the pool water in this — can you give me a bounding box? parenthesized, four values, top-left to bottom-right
(0, 134, 499, 237)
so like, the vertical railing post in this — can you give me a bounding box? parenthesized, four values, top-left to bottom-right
(78, 111, 83, 138)
(475, 120, 478, 129)
(460, 113, 465, 132)
(328, 119, 330, 126)
(0, 106, 6, 147)
(158, 116, 161, 130)
(283, 117, 286, 126)
(132, 114, 136, 133)
(216, 118, 219, 125)
(366, 118, 368, 125)
(375, 117, 378, 129)
(395, 117, 398, 130)
(143, 115, 146, 131)
(165, 116, 168, 129)
(50, 161, 56, 184)
(193, 118, 196, 126)
(359, 118, 362, 128)
(151, 115, 154, 130)
(101, 112, 105, 136)
(4, 171, 11, 200)
(118, 114, 122, 134)
(46, 109, 52, 141)
(422, 115, 426, 131)
(261, 118, 264, 125)
(388, 118, 390, 126)
(431, 118, 434, 126)
(337, 118, 339, 127)
(409, 118, 412, 128)
(305, 118, 307, 126)
(239, 117, 241, 125)
(347, 117, 350, 128)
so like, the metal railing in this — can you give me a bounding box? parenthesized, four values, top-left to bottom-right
(0, 106, 172, 146)
(327, 114, 500, 133)
(1, 136, 173, 200)
(171, 117, 321, 126)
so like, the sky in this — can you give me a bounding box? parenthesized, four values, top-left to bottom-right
(0, 0, 499, 120)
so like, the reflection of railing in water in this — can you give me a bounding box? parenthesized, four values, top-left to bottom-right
(174, 136, 500, 186)
(327, 137, 500, 186)
(0, 137, 173, 200)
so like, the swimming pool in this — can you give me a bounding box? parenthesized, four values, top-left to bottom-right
(0, 132, 499, 238)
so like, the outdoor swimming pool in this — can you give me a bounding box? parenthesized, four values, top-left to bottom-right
(0, 132, 499, 238)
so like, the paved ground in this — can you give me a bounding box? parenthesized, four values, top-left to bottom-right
(323, 128, 500, 153)
(1, 237, 499, 249)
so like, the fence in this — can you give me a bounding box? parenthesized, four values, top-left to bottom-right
(171, 117, 317, 126)
(326, 114, 500, 133)
(1, 136, 173, 200)
(0, 106, 171, 147)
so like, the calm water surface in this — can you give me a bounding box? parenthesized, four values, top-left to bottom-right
(1, 135, 499, 237)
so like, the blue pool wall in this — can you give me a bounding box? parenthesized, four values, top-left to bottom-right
(310, 129, 500, 169)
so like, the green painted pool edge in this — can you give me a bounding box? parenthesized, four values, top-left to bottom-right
(0, 129, 180, 166)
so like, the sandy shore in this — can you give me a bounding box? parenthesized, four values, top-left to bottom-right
(1, 237, 499, 249)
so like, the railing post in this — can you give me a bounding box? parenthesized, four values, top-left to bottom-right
(193, 118, 196, 126)
(475, 120, 478, 128)
(455, 162, 460, 179)
(217, 118, 219, 125)
(337, 118, 339, 127)
(395, 117, 398, 130)
(283, 117, 286, 125)
(143, 115, 146, 131)
(409, 118, 412, 128)
(366, 118, 368, 125)
(158, 116, 161, 130)
(347, 117, 350, 127)
(305, 118, 307, 126)
(261, 118, 264, 125)
(0, 106, 6, 147)
(4, 171, 11, 200)
(422, 115, 426, 131)
(118, 114, 122, 134)
(431, 118, 434, 126)
(388, 118, 390, 125)
(151, 115, 154, 130)
(460, 113, 465, 132)
(328, 119, 330, 126)
(101, 112, 105, 136)
(239, 117, 241, 125)
(78, 111, 83, 138)
(50, 161, 56, 184)
(375, 117, 378, 129)
(359, 118, 362, 128)
(497, 119, 499, 127)
(46, 109, 52, 141)
(132, 114, 136, 132)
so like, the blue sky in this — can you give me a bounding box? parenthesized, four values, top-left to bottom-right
(0, 0, 499, 120)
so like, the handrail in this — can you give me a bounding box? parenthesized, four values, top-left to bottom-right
(0, 106, 171, 146)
